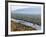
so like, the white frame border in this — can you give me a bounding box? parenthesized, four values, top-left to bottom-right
(8, 2, 44, 35)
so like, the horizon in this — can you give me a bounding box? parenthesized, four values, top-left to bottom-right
(11, 5, 41, 15)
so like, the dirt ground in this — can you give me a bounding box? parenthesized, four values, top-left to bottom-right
(11, 20, 36, 31)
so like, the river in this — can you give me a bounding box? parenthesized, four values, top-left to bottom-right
(11, 18, 41, 30)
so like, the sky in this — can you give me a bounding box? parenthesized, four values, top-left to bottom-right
(11, 5, 41, 15)
(11, 5, 32, 10)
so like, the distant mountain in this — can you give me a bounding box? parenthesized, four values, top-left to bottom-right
(11, 7, 41, 15)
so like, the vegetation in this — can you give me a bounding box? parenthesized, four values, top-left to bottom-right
(11, 14, 41, 26)
(11, 12, 41, 31)
(11, 21, 36, 31)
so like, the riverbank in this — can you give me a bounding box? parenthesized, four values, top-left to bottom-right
(11, 18, 41, 30)
(11, 19, 36, 31)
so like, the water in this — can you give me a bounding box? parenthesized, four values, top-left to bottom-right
(11, 18, 41, 30)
